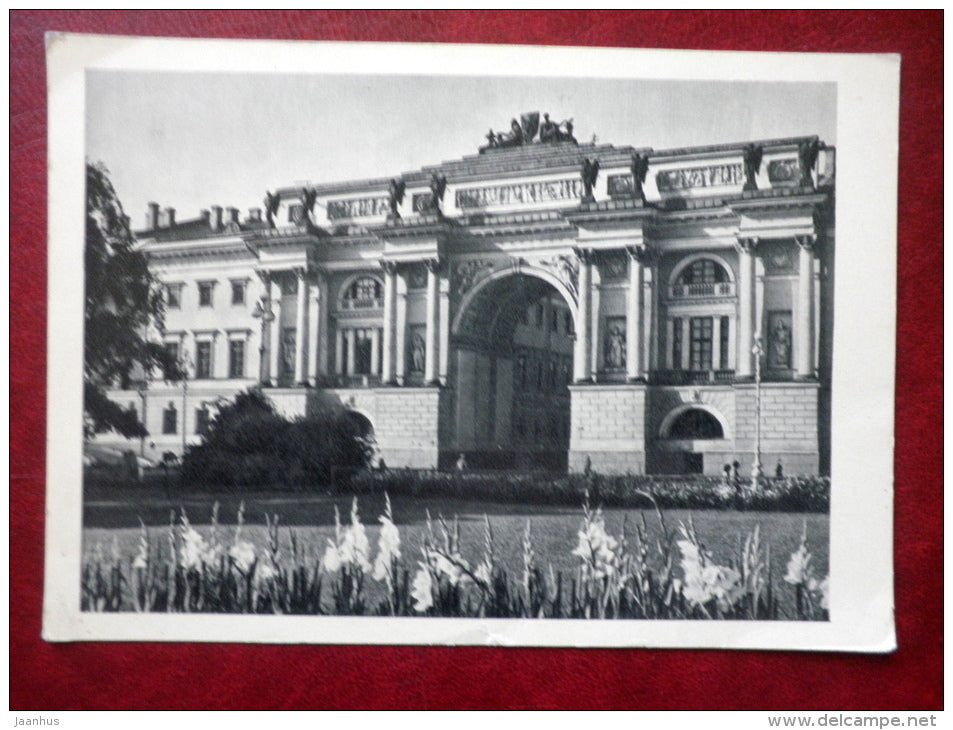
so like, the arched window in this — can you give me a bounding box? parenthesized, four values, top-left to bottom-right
(671, 258, 734, 298)
(341, 277, 383, 310)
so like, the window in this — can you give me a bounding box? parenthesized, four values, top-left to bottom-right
(229, 339, 245, 378)
(342, 277, 382, 309)
(231, 280, 246, 306)
(551, 307, 560, 333)
(672, 259, 732, 298)
(195, 407, 210, 435)
(195, 341, 213, 379)
(690, 317, 713, 371)
(564, 311, 574, 336)
(198, 281, 215, 307)
(719, 316, 730, 370)
(165, 284, 183, 309)
(163, 341, 180, 380)
(672, 318, 683, 370)
(535, 303, 545, 328)
(162, 403, 177, 434)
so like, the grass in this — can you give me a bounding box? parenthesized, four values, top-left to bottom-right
(82, 492, 829, 620)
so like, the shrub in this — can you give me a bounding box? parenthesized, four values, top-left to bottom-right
(181, 389, 373, 490)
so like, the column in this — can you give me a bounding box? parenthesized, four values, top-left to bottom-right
(626, 247, 644, 380)
(307, 277, 320, 385)
(796, 235, 816, 378)
(395, 272, 408, 384)
(335, 328, 345, 376)
(439, 275, 450, 384)
(712, 315, 722, 373)
(573, 249, 592, 382)
(346, 328, 357, 376)
(424, 259, 440, 384)
(736, 237, 757, 378)
(380, 262, 397, 383)
(681, 319, 691, 371)
(294, 269, 308, 385)
(370, 327, 380, 376)
(590, 272, 601, 377)
(317, 272, 330, 377)
(268, 274, 282, 386)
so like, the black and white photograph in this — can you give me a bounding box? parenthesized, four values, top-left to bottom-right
(44, 35, 899, 649)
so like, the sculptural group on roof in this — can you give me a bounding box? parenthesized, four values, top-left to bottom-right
(480, 111, 577, 152)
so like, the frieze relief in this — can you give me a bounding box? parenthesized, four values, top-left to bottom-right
(767, 158, 800, 186)
(655, 163, 744, 193)
(598, 252, 628, 280)
(327, 196, 390, 220)
(455, 178, 582, 210)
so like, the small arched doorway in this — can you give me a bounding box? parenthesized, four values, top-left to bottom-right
(340, 410, 378, 466)
(450, 271, 575, 471)
(656, 404, 728, 474)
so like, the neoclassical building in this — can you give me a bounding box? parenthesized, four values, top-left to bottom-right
(101, 115, 835, 475)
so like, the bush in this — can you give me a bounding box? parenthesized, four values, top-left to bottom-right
(349, 471, 830, 513)
(181, 389, 373, 490)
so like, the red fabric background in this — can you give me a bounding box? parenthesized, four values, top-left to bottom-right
(10, 11, 942, 710)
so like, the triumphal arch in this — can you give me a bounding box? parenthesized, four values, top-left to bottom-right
(115, 113, 834, 475)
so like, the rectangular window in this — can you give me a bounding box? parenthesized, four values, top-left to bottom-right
(551, 308, 560, 333)
(166, 284, 183, 309)
(195, 407, 210, 435)
(228, 339, 245, 378)
(690, 316, 713, 371)
(195, 341, 213, 379)
(162, 404, 177, 435)
(231, 280, 246, 306)
(672, 318, 683, 370)
(198, 281, 215, 307)
(720, 316, 730, 370)
(535, 303, 545, 328)
(163, 341, 180, 380)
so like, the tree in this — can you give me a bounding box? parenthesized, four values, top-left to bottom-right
(84, 161, 180, 438)
(182, 389, 374, 489)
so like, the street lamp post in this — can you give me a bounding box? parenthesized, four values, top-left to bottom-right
(179, 348, 191, 460)
(252, 296, 275, 386)
(751, 333, 764, 484)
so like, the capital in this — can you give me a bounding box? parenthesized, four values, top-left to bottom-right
(424, 258, 443, 274)
(627, 244, 657, 265)
(380, 260, 398, 276)
(573, 247, 595, 265)
(795, 234, 817, 252)
(735, 236, 759, 254)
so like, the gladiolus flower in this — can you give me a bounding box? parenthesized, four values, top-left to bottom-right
(411, 564, 434, 613)
(372, 515, 401, 582)
(228, 540, 257, 573)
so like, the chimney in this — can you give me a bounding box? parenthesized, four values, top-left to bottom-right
(227, 207, 240, 225)
(210, 205, 223, 231)
(146, 202, 160, 230)
(249, 208, 262, 223)
(164, 207, 176, 228)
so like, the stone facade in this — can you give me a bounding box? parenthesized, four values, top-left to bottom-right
(95, 126, 835, 475)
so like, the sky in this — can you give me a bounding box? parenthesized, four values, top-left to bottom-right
(86, 70, 836, 229)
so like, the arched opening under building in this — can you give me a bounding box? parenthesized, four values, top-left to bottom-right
(450, 273, 574, 471)
(340, 409, 378, 465)
(655, 404, 728, 475)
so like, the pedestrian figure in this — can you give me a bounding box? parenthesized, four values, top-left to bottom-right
(583, 456, 593, 478)
(456, 453, 468, 472)
(775, 459, 784, 479)
(731, 460, 741, 490)
(723, 463, 732, 486)
(378, 458, 387, 472)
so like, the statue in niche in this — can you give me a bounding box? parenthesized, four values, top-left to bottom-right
(387, 178, 406, 220)
(797, 139, 823, 189)
(281, 329, 296, 376)
(605, 324, 626, 369)
(581, 158, 600, 202)
(411, 333, 426, 373)
(630, 153, 650, 202)
(263, 191, 281, 228)
(770, 317, 792, 369)
(742, 144, 763, 192)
